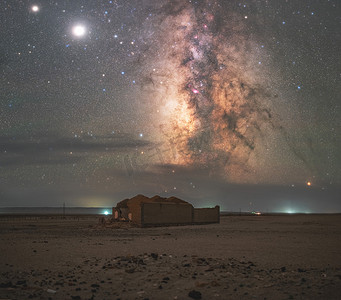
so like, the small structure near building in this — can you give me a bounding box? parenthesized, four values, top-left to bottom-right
(112, 194, 219, 227)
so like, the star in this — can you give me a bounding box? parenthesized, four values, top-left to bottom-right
(72, 25, 87, 37)
(31, 5, 39, 12)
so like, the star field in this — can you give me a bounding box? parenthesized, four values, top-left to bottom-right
(0, 0, 340, 211)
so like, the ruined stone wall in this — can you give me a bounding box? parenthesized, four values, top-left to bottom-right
(127, 202, 143, 224)
(141, 203, 193, 226)
(113, 201, 220, 226)
(193, 206, 220, 224)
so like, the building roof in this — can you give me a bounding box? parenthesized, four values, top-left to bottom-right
(115, 194, 191, 208)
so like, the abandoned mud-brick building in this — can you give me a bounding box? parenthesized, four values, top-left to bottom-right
(112, 194, 220, 227)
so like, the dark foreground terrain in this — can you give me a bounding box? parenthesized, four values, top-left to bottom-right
(0, 214, 340, 299)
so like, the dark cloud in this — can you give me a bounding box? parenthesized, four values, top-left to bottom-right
(0, 134, 151, 153)
(0, 155, 82, 167)
(0, 134, 152, 166)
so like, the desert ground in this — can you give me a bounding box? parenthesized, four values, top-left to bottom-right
(0, 214, 340, 300)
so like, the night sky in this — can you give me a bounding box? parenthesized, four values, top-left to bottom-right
(1, 0, 340, 212)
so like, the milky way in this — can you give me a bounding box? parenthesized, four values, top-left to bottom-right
(136, 1, 283, 182)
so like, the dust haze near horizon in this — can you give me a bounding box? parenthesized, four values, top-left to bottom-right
(0, 0, 340, 212)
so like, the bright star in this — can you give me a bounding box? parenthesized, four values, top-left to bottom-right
(72, 25, 86, 37)
(31, 5, 39, 12)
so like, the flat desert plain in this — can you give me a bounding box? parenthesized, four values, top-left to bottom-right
(0, 214, 340, 300)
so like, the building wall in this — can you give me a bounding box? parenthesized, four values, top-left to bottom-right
(193, 206, 220, 224)
(141, 203, 193, 226)
(112, 208, 130, 220)
(113, 202, 220, 226)
(127, 202, 143, 224)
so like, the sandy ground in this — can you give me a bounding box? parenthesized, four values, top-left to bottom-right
(0, 214, 340, 300)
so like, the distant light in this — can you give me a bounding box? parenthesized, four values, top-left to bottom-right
(31, 5, 39, 12)
(104, 211, 109, 215)
(72, 25, 86, 37)
(139, 133, 143, 137)
(192, 88, 199, 94)
(307, 181, 311, 186)
(252, 211, 261, 215)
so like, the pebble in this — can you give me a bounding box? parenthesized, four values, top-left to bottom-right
(151, 253, 158, 260)
(188, 290, 202, 299)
